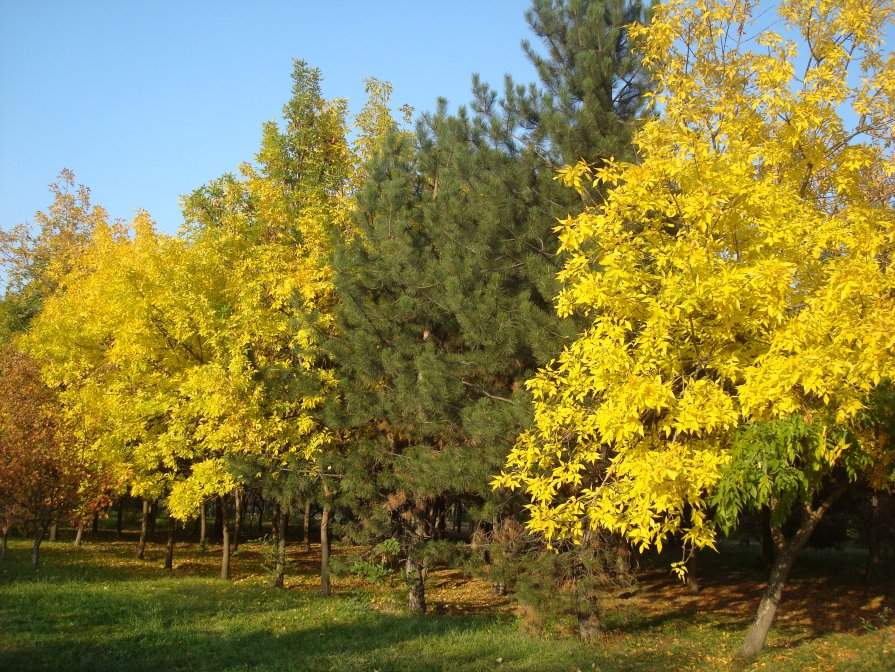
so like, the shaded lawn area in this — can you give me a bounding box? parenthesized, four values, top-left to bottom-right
(0, 536, 892, 672)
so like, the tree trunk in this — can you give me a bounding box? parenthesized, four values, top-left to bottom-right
(164, 515, 176, 570)
(320, 502, 331, 596)
(233, 487, 243, 553)
(577, 610, 601, 642)
(686, 548, 700, 594)
(137, 499, 150, 560)
(199, 500, 207, 547)
(303, 499, 312, 551)
(1, 528, 9, 561)
(214, 497, 223, 542)
(257, 496, 265, 535)
(406, 505, 427, 614)
(92, 513, 99, 534)
(274, 502, 287, 588)
(32, 527, 46, 570)
(116, 501, 123, 538)
(866, 492, 881, 584)
(49, 523, 58, 542)
(454, 500, 462, 535)
(147, 499, 157, 541)
(73, 523, 84, 546)
(220, 494, 230, 579)
(761, 507, 775, 567)
(406, 552, 426, 613)
(739, 488, 846, 659)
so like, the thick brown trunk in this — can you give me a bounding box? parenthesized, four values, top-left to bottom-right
(220, 494, 230, 579)
(137, 499, 150, 559)
(739, 487, 846, 659)
(233, 487, 243, 553)
(199, 500, 207, 546)
(577, 610, 601, 642)
(320, 503, 331, 596)
(273, 502, 287, 588)
(73, 523, 84, 546)
(33, 527, 46, 569)
(303, 499, 312, 550)
(164, 515, 176, 570)
(406, 552, 426, 613)
(49, 523, 58, 542)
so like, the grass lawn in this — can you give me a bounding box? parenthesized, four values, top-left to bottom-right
(1, 533, 892, 672)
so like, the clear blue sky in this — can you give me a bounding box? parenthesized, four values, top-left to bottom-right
(1, 1, 536, 235)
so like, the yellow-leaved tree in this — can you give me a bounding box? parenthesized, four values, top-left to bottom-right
(180, 62, 402, 589)
(495, 0, 895, 658)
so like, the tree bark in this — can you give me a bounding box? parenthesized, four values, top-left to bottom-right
(233, 486, 243, 553)
(164, 515, 176, 570)
(739, 487, 846, 659)
(406, 505, 427, 614)
(303, 499, 312, 550)
(49, 523, 58, 542)
(147, 499, 158, 540)
(73, 523, 84, 546)
(92, 512, 99, 534)
(220, 494, 230, 579)
(257, 495, 265, 535)
(406, 552, 426, 613)
(199, 500, 207, 547)
(32, 527, 46, 569)
(274, 502, 287, 588)
(137, 499, 150, 559)
(320, 502, 332, 596)
(1, 528, 8, 561)
(214, 497, 223, 542)
(761, 507, 775, 567)
(686, 548, 700, 594)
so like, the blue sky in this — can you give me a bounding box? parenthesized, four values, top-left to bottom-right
(1, 1, 536, 235)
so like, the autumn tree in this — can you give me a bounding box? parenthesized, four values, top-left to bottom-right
(180, 62, 399, 589)
(496, 0, 895, 658)
(0, 348, 91, 569)
(0, 169, 105, 335)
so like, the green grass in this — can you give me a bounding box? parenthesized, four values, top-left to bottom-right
(1, 536, 892, 672)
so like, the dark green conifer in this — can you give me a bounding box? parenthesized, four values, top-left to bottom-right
(329, 0, 650, 615)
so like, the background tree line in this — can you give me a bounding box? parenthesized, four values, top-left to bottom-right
(1, 0, 893, 661)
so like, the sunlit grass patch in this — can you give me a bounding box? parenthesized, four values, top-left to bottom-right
(1, 537, 891, 672)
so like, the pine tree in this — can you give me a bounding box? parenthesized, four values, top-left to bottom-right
(329, 0, 649, 615)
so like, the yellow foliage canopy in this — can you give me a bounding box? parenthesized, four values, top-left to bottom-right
(495, 0, 895, 552)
